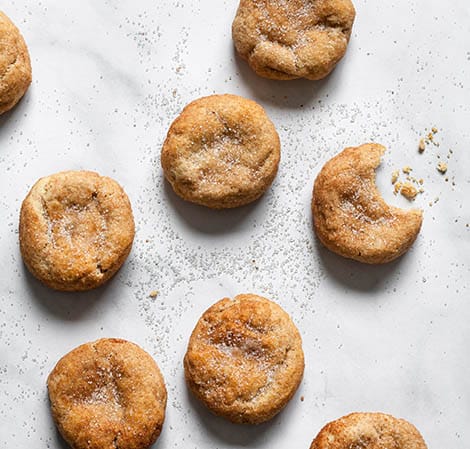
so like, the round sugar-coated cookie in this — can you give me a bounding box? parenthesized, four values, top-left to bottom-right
(310, 412, 428, 449)
(0, 11, 32, 114)
(161, 94, 280, 209)
(47, 338, 167, 449)
(232, 0, 356, 80)
(19, 170, 135, 291)
(312, 143, 423, 264)
(184, 293, 304, 424)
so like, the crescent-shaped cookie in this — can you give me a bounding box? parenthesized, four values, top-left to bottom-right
(312, 144, 423, 264)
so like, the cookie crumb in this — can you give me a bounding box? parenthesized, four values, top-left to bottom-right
(300, 396, 305, 402)
(391, 170, 399, 184)
(431, 127, 438, 134)
(394, 181, 403, 195)
(418, 139, 426, 153)
(402, 166, 412, 175)
(400, 183, 418, 200)
(149, 290, 159, 298)
(437, 162, 448, 174)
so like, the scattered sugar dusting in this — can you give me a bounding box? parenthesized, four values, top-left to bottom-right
(0, 2, 468, 449)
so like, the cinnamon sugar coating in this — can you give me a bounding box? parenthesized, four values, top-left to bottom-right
(310, 412, 428, 449)
(184, 294, 304, 424)
(232, 0, 355, 80)
(19, 170, 135, 291)
(161, 94, 280, 209)
(312, 144, 423, 264)
(47, 338, 167, 449)
(0, 11, 32, 114)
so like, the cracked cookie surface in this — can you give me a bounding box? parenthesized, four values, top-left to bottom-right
(161, 94, 280, 209)
(312, 144, 423, 264)
(47, 338, 167, 449)
(310, 412, 428, 449)
(232, 0, 355, 80)
(19, 170, 135, 291)
(184, 294, 304, 424)
(0, 10, 32, 114)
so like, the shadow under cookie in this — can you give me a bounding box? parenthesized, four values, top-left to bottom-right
(315, 238, 410, 293)
(163, 180, 264, 235)
(233, 47, 334, 109)
(0, 89, 31, 131)
(21, 263, 111, 321)
(183, 385, 281, 446)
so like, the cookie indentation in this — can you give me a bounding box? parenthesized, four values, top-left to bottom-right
(19, 170, 135, 291)
(232, 0, 355, 80)
(161, 94, 280, 208)
(184, 294, 304, 424)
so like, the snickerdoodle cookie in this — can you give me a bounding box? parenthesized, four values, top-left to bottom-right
(47, 338, 167, 449)
(310, 412, 428, 449)
(184, 294, 304, 424)
(19, 170, 135, 291)
(232, 0, 355, 80)
(161, 94, 280, 209)
(0, 11, 32, 114)
(312, 144, 423, 264)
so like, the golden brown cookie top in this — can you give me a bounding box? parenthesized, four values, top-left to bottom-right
(47, 338, 167, 449)
(310, 412, 428, 449)
(312, 144, 423, 264)
(232, 0, 356, 80)
(19, 170, 135, 291)
(0, 10, 32, 114)
(161, 94, 280, 209)
(184, 294, 304, 424)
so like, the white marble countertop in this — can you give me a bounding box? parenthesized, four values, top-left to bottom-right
(1, 1, 469, 448)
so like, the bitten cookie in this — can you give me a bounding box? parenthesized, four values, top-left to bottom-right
(161, 94, 280, 209)
(47, 338, 167, 449)
(184, 294, 304, 424)
(232, 0, 355, 80)
(312, 144, 423, 264)
(19, 170, 135, 291)
(310, 412, 428, 449)
(0, 11, 32, 114)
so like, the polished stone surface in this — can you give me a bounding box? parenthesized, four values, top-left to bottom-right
(1, 1, 469, 448)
